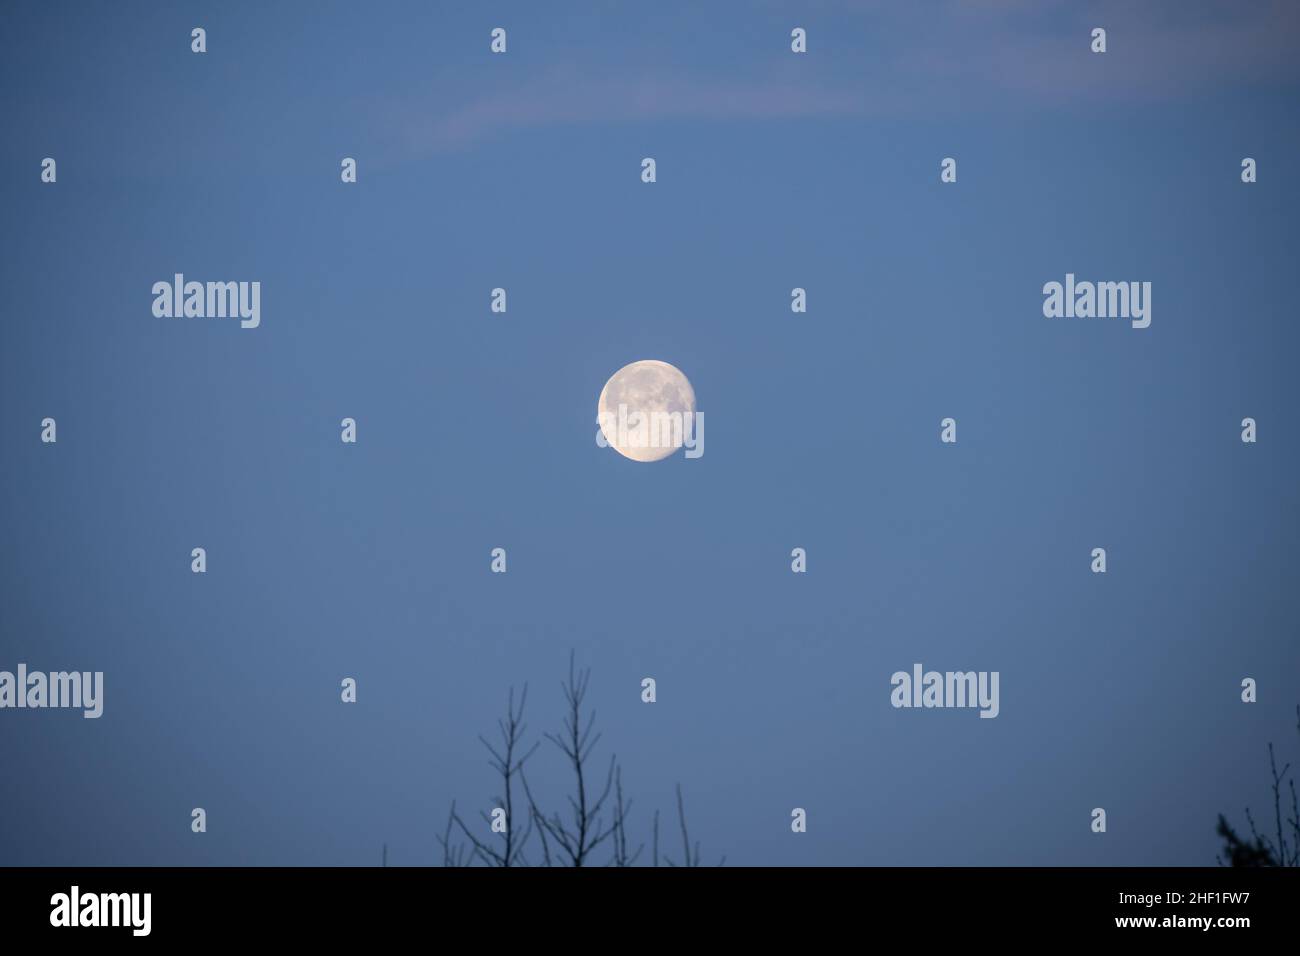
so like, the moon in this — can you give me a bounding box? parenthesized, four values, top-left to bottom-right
(598, 360, 696, 462)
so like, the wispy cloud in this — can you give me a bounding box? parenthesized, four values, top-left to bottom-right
(375, 0, 1300, 157)
(390, 67, 869, 155)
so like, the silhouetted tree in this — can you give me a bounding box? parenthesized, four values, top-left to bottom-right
(610, 765, 643, 866)
(441, 653, 721, 866)
(436, 802, 472, 867)
(662, 782, 725, 866)
(522, 653, 617, 866)
(443, 686, 538, 867)
(1217, 705, 1300, 867)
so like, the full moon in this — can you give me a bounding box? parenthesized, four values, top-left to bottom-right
(597, 359, 696, 462)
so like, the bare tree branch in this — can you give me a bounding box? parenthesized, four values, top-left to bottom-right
(435, 802, 473, 867)
(441, 684, 539, 866)
(610, 765, 644, 866)
(440, 654, 722, 867)
(1218, 703, 1300, 867)
(530, 651, 617, 866)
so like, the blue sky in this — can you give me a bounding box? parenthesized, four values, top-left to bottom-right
(1, 0, 1298, 866)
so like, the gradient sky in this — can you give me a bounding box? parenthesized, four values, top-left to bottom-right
(2, 0, 1298, 866)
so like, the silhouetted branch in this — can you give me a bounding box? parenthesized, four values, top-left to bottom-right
(481, 685, 539, 867)
(529, 653, 616, 866)
(441, 653, 722, 866)
(442, 685, 539, 866)
(436, 802, 472, 867)
(660, 783, 722, 866)
(1268, 742, 1291, 866)
(1217, 703, 1299, 867)
(610, 765, 643, 866)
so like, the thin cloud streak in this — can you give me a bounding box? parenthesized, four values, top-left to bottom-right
(397, 69, 871, 154)
(381, 1, 1299, 156)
